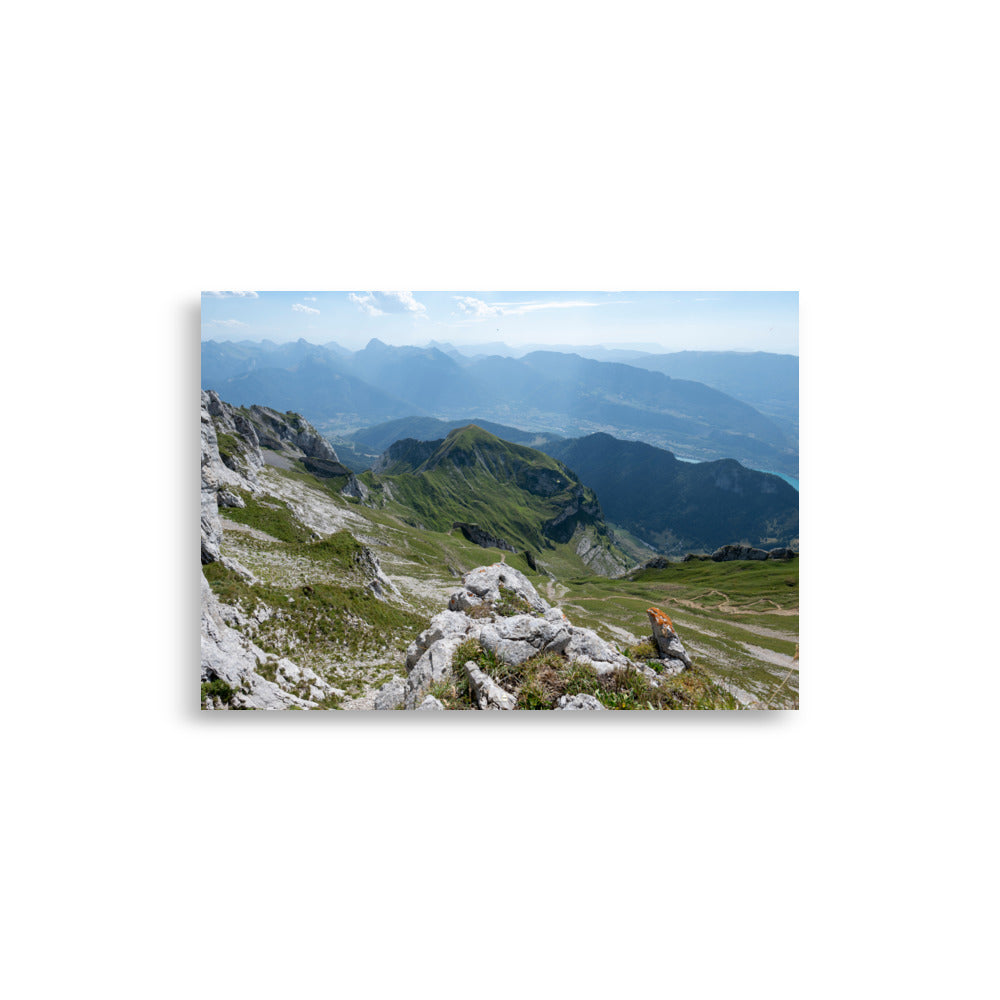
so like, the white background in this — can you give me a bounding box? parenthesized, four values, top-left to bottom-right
(3, 2, 997, 998)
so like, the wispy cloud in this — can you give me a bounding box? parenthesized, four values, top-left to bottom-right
(203, 290, 259, 298)
(349, 291, 426, 316)
(454, 296, 618, 319)
(303, 296, 317, 302)
(207, 318, 247, 328)
(292, 303, 319, 315)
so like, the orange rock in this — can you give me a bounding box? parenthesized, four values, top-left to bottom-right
(647, 607, 675, 631)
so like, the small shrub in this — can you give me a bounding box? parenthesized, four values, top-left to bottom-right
(625, 639, 657, 660)
(256, 658, 278, 683)
(517, 675, 552, 710)
(201, 678, 235, 707)
(561, 661, 601, 698)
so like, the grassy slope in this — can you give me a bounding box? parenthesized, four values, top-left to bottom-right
(559, 560, 799, 708)
(209, 451, 798, 709)
(365, 425, 626, 576)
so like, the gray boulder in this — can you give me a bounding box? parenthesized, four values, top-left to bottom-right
(477, 614, 571, 666)
(555, 693, 606, 711)
(416, 695, 445, 711)
(456, 563, 550, 613)
(563, 626, 632, 675)
(217, 489, 245, 509)
(464, 661, 518, 710)
(647, 609, 693, 668)
(405, 610, 476, 669)
(405, 635, 472, 709)
(373, 676, 407, 710)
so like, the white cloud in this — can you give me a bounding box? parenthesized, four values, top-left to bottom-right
(349, 291, 426, 316)
(207, 319, 248, 328)
(292, 303, 320, 314)
(203, 290, 259, 298)
(454, 296, 504, 318)
(453, 296, 613, 319)
(303, 296, 317, 302)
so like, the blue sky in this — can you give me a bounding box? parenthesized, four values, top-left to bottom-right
(201, 290, 798, 354)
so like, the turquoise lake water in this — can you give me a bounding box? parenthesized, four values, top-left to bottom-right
(676, 456, 798, 492)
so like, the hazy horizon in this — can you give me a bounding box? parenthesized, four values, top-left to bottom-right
(201, 291, 799, 355)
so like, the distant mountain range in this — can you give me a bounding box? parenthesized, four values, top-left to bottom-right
(202, 338, 798, 474)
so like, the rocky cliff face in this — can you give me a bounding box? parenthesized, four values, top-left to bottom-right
(372, 562, 694, 711)
(200, 391, 361, 709)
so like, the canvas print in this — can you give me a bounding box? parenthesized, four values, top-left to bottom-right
(201, 291, 799, 711)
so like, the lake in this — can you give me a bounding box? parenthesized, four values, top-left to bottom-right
(676, 455, 799, 492)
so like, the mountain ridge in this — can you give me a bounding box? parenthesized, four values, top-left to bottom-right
(201, 338, 798, 473)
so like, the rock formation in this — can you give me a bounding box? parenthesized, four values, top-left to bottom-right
(647, 609, 693, 671)
(452, 522, 517, 552)
(200, 576, 341, 709)
(375, 562, 693, 711)
(200, 391, 349, 708)
(711, 543, 771, 561)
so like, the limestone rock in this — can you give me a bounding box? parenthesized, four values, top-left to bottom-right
(647, 608, 693, 668)
(200, 576, 313, 710)
(373, 676, 407, 711)
(457, 563, 550, 613)
(405, 635, 472, 709)
(217, 489, 245, 509)
(555, 693, 606, 711)
(464, 661, 518, 710)
(394, 562, 698, 709)
(354, 544, 398, 600)
(405, 610, 476, 669)
(477, 615, 571, 666)
(563, 625, 632, 675)
(416, 695, 445, 711)
(340, 475, 369, 502)
(247, 403, 340, 462)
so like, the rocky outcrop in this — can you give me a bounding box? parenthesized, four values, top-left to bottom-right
(574, 528, 631, 577)
(416, 695, 445, 711)
(464, 661, 518, 710)
(247, 404, 340, 462)
(711, 543, 770, 562)
(647, 608, 693, 675)
(201, 391, 262, 565)
(555, 693, 605, 711)
(201, 576, 338, 709)
(709, 543, 798, 562)
(372, 676, 406, 710)
(542, 487, 603, 544)
(452, 522, 517, 552)
(340, 475, 370, 502)
(378, 562, 693, 710)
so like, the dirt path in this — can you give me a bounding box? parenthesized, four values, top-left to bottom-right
(671, 592, 799, 617)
